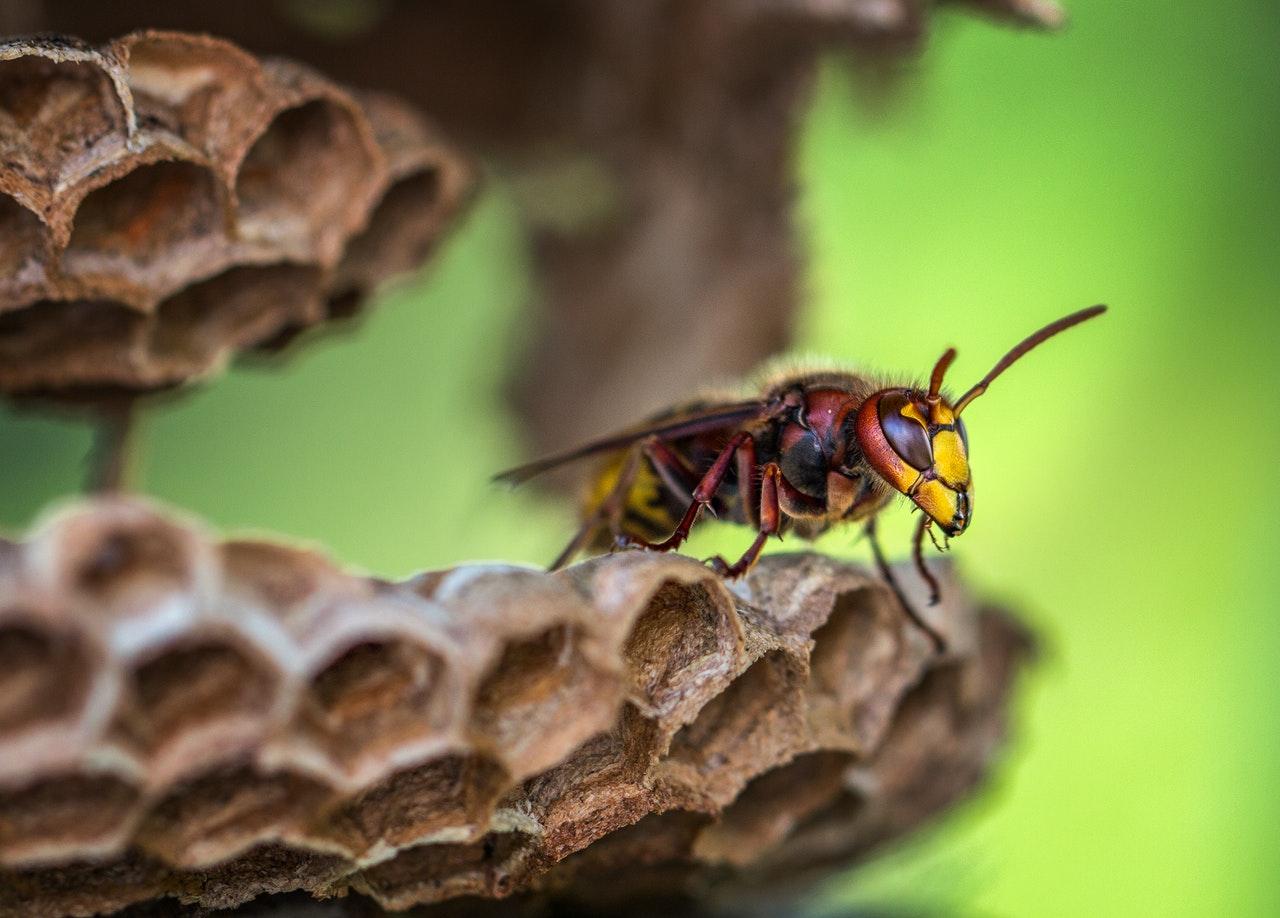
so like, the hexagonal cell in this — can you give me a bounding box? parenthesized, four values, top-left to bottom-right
(235, 99, 374, 259)
(297, 637, 446, 773)
(0, 618, 93, 740)
(0, 55, 129, 194)
(110, 636, 278, 766)
(355, 830, 533, 910)
(219, 540, 353, 619)
(0, 194, 48, 288)
(151, 264, 324, 374)
(807, 587, 911, 751)
(471, 625, 621, 778)
(185, 842, 349, 910)
(119, 32, 264, 161)
(53, 509, 201, 611)
(545, 809, 712, 907)
(63, 160, 227, 302)
(662, 650, 806, 803)
(691, 751, 852, 867)
(134, 764, 334, 868)
(0, 772, 140, 865)
(0, 298, 144, 395)
(513, 715, 660, 846)
(331, 168, 442, 299)
(621, 580, 740, 720)
(328, 754, 509, 855)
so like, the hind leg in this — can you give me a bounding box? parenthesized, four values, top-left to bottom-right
(549, 448, 642, 570)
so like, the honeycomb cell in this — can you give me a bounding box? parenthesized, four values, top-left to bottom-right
(692, 751, 852, 867)
(110, 637, 277, 771)
(151, 264, 324, 373)
(298, 637, 446, 775)
(471, 624, 621, 778)
(63, 160, 227, 305)
(621, 580, 741, 720)
(219, 540, 355, 620)
(329, 754, 509, 854)
(0, 54, 129, 201)
(663, 650, 806, 802)
(0, 773, 140, 865)
(0, 195, 47, 293)
(235, 99, 375, 261)
(117, 31, 267, 167)
(181, 842, 348, 912)
(0, 298, 143, 395)
(354, 830, 533, 910)
(61, 512, 200, 609)
(0, 619, 93, 740)
(330, 168, 443, 300)
(134, 765, 333, 868)
(807, 587, 913, 751)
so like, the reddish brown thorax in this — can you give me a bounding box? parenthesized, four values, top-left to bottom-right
(773, 389, 865, 517)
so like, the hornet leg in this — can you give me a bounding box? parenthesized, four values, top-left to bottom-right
(549, 447, 642, 570)
(619, 431, 752, 554)
(865, 516, 947, 654)
(912, 514, 943, 607)
(708, 462, 781, 578)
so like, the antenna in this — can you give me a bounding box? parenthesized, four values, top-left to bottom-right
(953, 305, 1107, 416)
(927, 347, 957, 400)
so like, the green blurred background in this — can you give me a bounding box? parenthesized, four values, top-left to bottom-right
(2, 1, 1277, 915)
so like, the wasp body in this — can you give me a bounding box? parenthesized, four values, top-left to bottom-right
(498, 306, 1105, 650)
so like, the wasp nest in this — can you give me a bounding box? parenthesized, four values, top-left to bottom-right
(0, 499, 1030, 916)
(0, 31, 472, 401)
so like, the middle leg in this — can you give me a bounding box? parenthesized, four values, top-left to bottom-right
(865, 515, 947, 653)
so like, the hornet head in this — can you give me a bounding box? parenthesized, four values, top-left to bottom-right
(853, 305, 1107, 535)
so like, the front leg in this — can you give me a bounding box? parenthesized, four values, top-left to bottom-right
(912, 514, 943, 606)
(619, 431, 752, 554)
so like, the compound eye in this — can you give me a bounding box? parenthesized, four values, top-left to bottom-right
(878, 392, 932, 470)
(956, 416, 969, 453)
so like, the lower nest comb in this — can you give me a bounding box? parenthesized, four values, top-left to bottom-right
(0, 498, 1031, 916)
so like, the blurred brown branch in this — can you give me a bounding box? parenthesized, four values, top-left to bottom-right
(26, 0, 1062, 454)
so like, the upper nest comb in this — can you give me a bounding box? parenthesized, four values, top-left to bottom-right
(0, 498, 1031, 916)
(0, 31, 473, 401)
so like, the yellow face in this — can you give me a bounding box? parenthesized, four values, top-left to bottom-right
(856, 390, 973, 536)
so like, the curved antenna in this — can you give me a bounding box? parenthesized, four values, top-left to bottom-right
(953, 305, 1106, 416)
(927, 347, 957, 400)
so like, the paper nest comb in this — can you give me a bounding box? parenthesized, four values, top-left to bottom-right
(0, 31, 473, 401)
(0, 498, 1031, 916)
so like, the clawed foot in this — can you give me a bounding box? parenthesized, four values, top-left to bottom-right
(704, 555, 748, 579)
(611, 534, 644, 553)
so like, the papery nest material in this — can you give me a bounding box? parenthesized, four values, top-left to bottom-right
(0, 31, 473, 402)
(0, 498, 1031, 916)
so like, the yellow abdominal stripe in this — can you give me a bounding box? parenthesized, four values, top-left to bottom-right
(585, 452, 669, 527)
